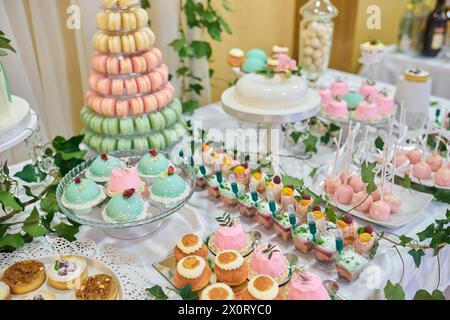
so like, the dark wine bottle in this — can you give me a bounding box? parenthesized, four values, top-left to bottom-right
(422, 0, 448, 57)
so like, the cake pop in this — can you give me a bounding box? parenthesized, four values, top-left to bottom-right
(369, 200, 391, 221)
(349, 175, 365, 193)
(351, 191, 373, 213)
(334, 184, 354, 205)
(407, 148, 422, 165)
(413, 162, 432, 180)
(435, 148, 450, 187)
(426, 153, 443, 172)
(384, 193, 401, 214)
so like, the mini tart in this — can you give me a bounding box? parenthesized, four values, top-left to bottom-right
(241, 275, 280, 300)
(47, 255, 89, 290)
(404, 68, 430, 83)
(214, 250, 249, 287)
(22, 291, 57, 300)
(75, 274, 118, 300)
(174, 234, 208, 262)
(0, 281, 11, 300)
(200, 283, 234, 300)
(1, 260, 46, 295)
(173, 256, 211, 292)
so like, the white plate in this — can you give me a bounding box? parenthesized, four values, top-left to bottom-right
(308, 174, 434, 229)
(396, 165, 450, 191)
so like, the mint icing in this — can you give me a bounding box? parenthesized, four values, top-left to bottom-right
(336, 249, 367, 273)
(151, 173, 187, 198)
(64, 179, 101, 204)
(89, 156, 122, 178)
(219, 180, 245, 198)
(275, 212, 292, 228)
(316, 233, 336, 252)
(137, 153, 170, 176)
(106, 194, 145, 222)
(257, 201, 280, 216)
(239, 192, 261, 206)
(293, 224, 313, 242)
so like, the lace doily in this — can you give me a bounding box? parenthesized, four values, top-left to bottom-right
(0, 237, 151, 300)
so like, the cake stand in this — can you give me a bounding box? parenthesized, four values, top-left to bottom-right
(221, 86, 321, 154)
(56, 150, 195, 240)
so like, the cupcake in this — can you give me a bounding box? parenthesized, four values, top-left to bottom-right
(355, 225, 377, 256)
(296, 194, 313, 223)
(61, 177, 106, 215)
(249, 243, 288, 281)
(335, 247, 368, 282)
(293, 224, 314, 254)
(227, 48, 246, 67)
(1, 260, 46, 295)
(313, 232, 337, 265)
(48, 256, 88, 290)
(106, 166, 146, 197)
(241, 275, 281, 300)
(233, 164, 250, 186)
(336, 214, 358, 246)
(211, 214, 250, 254)
(75, 274, 119, 300)
(174, 233, 208, 262)
(22, 291, 57, 300)
(286, 271, 329, 300)
(280, 186, 298, 211)
(200, 283, 234, 300)
(136, 149, 171, 179)
(266, 175, 283, 203)
(214, 250, 249, 286)
(219, 175, 246, 207)
(102, 188, 148, 223)
(149, 166, 190, 204)
(86, 153, 122, 183)
(173, 256, 211, 292)
(0, 282, 11, 300)
(255, 200, 280, 228)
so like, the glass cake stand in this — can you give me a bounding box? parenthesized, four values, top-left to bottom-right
(56, 150, 195, 240)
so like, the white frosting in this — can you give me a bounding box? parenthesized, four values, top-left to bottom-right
(22, 291, 56, 300)
(177, 256, 206, 280)
(248, 275, 279, 300)
(215, 250, 244, 271)
(177, 234, 203, 254)
(0, 63, 11, 121)
(200, 283, 234, 300)
(229, 48, 244, 58)
(272, 45, 289, 54)
(0, 281, 10, 300)
(47, 256, 87, 287)
(234, 73, 308, 109)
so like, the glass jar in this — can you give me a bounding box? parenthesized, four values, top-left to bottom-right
(299, 0, 338, 85)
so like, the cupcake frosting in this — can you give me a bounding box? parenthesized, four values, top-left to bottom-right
(177, 256, 206, 279)
(137, 151, 170, 177)
(89, 154, 122, 180)
(248, 275, 279, 300)
(287, 272, 329, 300)
(215, 250, 245, 271)
(177, 234, 203, 254)
(201, 283, 234, 300)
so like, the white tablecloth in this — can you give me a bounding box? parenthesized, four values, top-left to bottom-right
(6, 70, 450, 300)
(360, 45, 450, 100)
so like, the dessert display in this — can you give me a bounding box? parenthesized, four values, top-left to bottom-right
(286, 271, 329, 300)
(47, 256, 88, 290)
(240, 275, 281, 300)
(249, 243, 289, 282)
(0, 281, 11, 300)
(86, 154, 123, 183)
(200, 283, 234, 301)
(75, 274, 119, 300)
(335, 247, 368, 282)
(149, 166, 190, 204)
(313, 232, 337, 264)
(214, 250, 249, 286)
(174, 234, 209, 262)
(81, 0, 186, 152)
(255, 198, 280, 228)
(136, 149, 171, 179)
(1, 260, 46, 295)
(61, 177, 106, 215)
(173, 256, 211, 292)
(292, 224, 314, 254)
(102, 188, 148, 223)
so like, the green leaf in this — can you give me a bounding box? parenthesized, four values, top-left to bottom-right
(190, 41, 212, 59)
(140, 0, 151, 9)
(384, 280, 405, 300)
(290, 131, 303, 144)
(309, 167, 319, 179)
(408, 249, 425, 268)
(182, 100, 200, 115)
(40, 192, 60, 215)
(375, 136, 384, 151)
(207, 22, 222, 41)
(399, 235, 413, 247)
(61, 150, 87, 161)
(361, 162, 377, 194)
(178, 284, 198, 300)
(434, 189, 450, 204)
(146, 285, 169, 300)
(52, 135, 84, 153)
(0, 192, 23, 211)
(325, 206, 337, 223)
(320, 132, 331, 144)
(402, 173, 412, 189)
(413, 289, 445, 300)
(417, 224, 435, 242)
(53, 223, 79, 242)
(189, 83, 204, 96)
(3, 161, 9, 175)
(329, 123, 341, 132)
(23, 186, 38, 201)
(169, 37, 186, 52)
(176, 67, 190, 77)
(14, 164, 47, 183)
(303, 133, 318, 154)
(22, 207, 48, 237)
(281, 175, 304, 189)
(0, 233, 25, 250)
(0, 224, 9, 238)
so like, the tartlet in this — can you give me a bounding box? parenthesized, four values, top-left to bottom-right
(47, 255, 89, 290)
(1, 260, 46, 295)
(174, 233, 209, 262)
(200, 283, 234, 300)
(75, 274, 119, 300)
(240, 275, 281, 300)
(173, 256, 211, 292)
(214, 250, 249, 287)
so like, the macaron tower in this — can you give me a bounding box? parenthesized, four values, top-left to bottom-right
(81, 0, 187, 153)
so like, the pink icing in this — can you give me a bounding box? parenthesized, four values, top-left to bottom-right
(359, 83, 378, 101)
(351, 191, 373, 213)
(354, 101, 380, 121)
(287, 272, 329, 300)
(425, 153, 443, 172)
(413, 162, 432, 180)
(331, 81, 349, 96)
(334, 184, 353, 205)
(250, 244, 287, 278)
(376, 93, 395, 115)
(214, 223, 246, 251)
(317, 87, 332, 106)
(326, 98, 348, 118)
(369, 201, 391, 221)
(109, 167, 142, 194)
(349, 175, 365, 193)
(435, 168, 450, 187)
(407, 149, 422, 165)
(384, 193, 402, 214)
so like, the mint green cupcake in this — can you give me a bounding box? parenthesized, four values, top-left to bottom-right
(62, 177, 106, 215)
(102, 189, 148, 223)
(86, 154, 122, 183)
(149, 166, 190, 204)
(137, 149, 171, 179)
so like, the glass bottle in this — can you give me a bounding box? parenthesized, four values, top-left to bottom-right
(299, 0, 338, 86)
(398, 1, 415, 54)
(422, 0, 448, 57)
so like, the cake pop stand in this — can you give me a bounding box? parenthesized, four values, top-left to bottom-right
(221, 86, 321, 154)
(56, 150, 195, 240)
(0, 108, 38, 153)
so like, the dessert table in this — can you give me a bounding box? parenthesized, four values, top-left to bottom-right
(6, 69, 450, 300)
(359, 45, 450, 100)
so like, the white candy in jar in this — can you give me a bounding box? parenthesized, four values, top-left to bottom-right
(304, 46, 314, 56)
(312, 49, 323, 59)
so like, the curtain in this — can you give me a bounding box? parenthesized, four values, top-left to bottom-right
(1, 0, 211, 164)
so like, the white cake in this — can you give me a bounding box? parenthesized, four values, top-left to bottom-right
(234, 73, 309, 110)
(0, 62, 31, 145)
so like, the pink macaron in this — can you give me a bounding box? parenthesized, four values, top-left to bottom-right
(89, 73, 103, 91)
(149, 71, 163, 91)
(166, 82, 175, 94)
(130, 97, 144, 115)
(92, 96, 103, 114)
(111, 79, 124, 96)
(144, 51, 160, 70)
(154, 91, 168, 109)
(97, 78, 111, 95)
(106, 57, 120, 74)
(158, 66, 169, 84)
(120, 58, 133, 74)
(136, 75, 151, 94)
(132, 56, 147, 73)
(151, 47, 162, 63)
(116, 100, 130, 117)
(101, 98, 116, 116)
(124, 79, 138, 95)
(143, 94, 158, 113)
(93, 55, 108, 73)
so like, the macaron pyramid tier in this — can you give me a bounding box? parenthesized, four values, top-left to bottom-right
(81, 0, 186, 153)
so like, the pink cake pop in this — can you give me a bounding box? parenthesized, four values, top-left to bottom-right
(376, 89, 395, 115)
(426, 153, 443, 171)
(384, 193, 402, 214)
(369, 200, 391, 221)
(407, 148, 422, 165)
(334, 184, 354, 205)
(435, 167, 450, 187)
(359, 79, 378, 102)
(351, 191, 373, 213)
(413, 162, 432, 180)
(349, 175, 365, 193)
(371, 184, 382, 201)
(325, 176, 341, 195)
(394, 153, 409, 168)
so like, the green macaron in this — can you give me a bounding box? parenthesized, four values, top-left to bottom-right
(134, 115, 152, 135)
(161, 108, 177, 127)
(117, 138, 132, 151)
(133, 137, 149, 151)
(119, 118, 135, 136)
